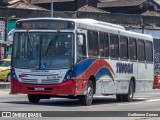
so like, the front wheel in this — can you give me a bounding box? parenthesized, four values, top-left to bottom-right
(28, 94, 40, 104)
(78, 80, 94, 106)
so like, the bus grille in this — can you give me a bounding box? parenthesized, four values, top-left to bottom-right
(22, 79, 38, 84)
(41, 79, 59, 84)
(21, 79, 59, 84)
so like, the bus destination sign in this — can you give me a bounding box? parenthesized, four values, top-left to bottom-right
(16, 20, 75, 30)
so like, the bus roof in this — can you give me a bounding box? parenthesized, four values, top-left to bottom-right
(16, 17, 153, 41)
(16, 17, 125, 30)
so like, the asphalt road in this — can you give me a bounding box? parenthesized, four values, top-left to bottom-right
(1, 88, 160, 120)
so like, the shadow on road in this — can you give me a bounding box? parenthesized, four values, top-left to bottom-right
(1, 97, 147, 107)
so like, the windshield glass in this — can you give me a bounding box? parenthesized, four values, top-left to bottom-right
(0, 61, 11, 67)
(12, 32, 74, 69)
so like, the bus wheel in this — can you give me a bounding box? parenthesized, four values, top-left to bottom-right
(123, 80, 134, 102)
(28, 94, 40, 104)
(5, 74, 10, 82)
(116, 94, 123, 101)
(78, 80, 94, 106)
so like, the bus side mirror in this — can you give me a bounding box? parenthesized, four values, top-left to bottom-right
(77, 35, 84, 45)
(7, 29, 15, 46)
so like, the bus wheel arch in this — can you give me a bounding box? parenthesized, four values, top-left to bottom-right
(78, 75, 96, 105)
(89, 75, 96, 94)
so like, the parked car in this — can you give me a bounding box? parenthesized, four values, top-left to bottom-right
(0, 58, 11, 82)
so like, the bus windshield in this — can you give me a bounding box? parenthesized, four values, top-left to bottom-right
(12, 32, 74, 69)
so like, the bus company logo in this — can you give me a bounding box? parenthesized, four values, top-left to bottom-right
(116, 63, 134, 74)
(2, 112, 11, 117)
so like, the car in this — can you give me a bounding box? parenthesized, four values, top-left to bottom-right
(0, 58, 11, 82)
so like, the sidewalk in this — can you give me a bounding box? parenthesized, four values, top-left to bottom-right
(0, 81, 10, 89)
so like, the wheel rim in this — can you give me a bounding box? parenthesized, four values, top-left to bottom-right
(86, 85, 93, 104)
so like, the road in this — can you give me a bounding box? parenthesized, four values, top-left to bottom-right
(0, 88, 160, 120)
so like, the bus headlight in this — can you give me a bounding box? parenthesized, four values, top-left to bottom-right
(66, 75, 71, 80)
(63, 70, 73, 82)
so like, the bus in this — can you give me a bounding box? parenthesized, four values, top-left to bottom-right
(10, 18, 154, 105)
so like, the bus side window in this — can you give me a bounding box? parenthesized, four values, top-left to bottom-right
(88, 30, 99, 57)
(110, 34, 119, 58)
(99, 32, 109, 58)
(120, 36, 128, 59)
(129, 37, 137, 60)
(146, 41, 153, 62)
(137, 39, 145, 61)
(77, 33, 86, 60)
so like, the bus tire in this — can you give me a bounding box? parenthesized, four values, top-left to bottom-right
(5, 74, 10, 82)
(116, 94, 123, 101)
(78, 80, 94, 106)
(123, 80, 134, 102)
(28, 94, 40, 104)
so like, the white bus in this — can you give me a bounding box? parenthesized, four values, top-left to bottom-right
(11, 18, 154, 105)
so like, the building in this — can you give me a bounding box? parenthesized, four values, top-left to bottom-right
(97, 0, 160, 14)
(31, 0, 99, 11)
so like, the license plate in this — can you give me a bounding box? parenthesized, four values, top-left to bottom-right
(34, 88, 45, 91)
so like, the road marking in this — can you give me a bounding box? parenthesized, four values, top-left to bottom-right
(116, 98, 160, 106)
(0, 90, 10, 95)
(146, 99, 160, 102)
(117, 102, 143, 106)
(134, 98, 148, 100)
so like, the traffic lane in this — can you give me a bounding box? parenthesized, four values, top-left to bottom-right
(1, 94, 160, 111)
(1, 89, 160, 120)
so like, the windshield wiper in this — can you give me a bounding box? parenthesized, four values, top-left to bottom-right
(27, 30, 33, 51)
(45, 30, 60, 56)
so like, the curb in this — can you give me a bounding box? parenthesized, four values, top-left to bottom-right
(0, 82, 11, 89)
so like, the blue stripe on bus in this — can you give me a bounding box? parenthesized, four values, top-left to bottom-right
(95, 67, 113, 80)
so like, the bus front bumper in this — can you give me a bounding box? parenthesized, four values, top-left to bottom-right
(11, 79, 76, 96)
(11, 78, 87, 96)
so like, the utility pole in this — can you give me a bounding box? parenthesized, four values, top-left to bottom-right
(141, 17, 144, 34)
(51, 0, 53, 17)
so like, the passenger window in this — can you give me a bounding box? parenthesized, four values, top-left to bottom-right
(77, 33, 87, 62)
(88, 30, 99, 57)
(110, 34, 119, 58)
(129, 38, 137, 60)
(146, 41, 153, 62)
(137, 40, 145, 61)
(99, 32, 109, 58)
(120, 36, 128, 59)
